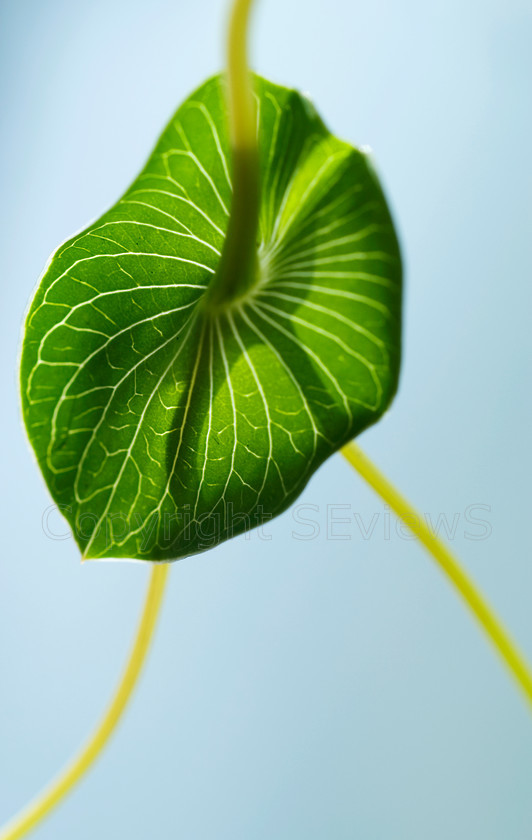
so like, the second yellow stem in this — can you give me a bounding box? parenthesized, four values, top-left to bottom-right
(342, 441, 532, 709)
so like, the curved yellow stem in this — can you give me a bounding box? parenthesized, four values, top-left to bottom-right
(342, 441, 532, 708)
(0, 564, 169, 840)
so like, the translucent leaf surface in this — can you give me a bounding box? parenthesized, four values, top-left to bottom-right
(21, 74, 402, 560)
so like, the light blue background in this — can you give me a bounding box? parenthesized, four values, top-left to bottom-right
(1, 0, 532, 837)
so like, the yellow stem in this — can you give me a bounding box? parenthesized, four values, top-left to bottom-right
(207, 0, 259, 307)
(342, 441, 532, 708)
(227, 0, 256, 151)
(0, 564, 169, 840)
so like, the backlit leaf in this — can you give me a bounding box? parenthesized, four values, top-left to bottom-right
(20, 74, 402, 560)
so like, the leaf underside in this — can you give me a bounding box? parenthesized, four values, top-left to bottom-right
(21, 74, 402, 561)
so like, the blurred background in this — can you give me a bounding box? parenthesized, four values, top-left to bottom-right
(1, 0, 531, 837)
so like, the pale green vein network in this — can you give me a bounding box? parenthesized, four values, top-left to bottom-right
(20, 73, 402, 561)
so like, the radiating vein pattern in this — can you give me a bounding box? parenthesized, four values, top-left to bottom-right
(21, 74, 401, 560)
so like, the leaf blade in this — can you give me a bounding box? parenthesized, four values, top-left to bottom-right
(21, 73, 402, 560)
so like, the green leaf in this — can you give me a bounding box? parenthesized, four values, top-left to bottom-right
(20, 74, 402, 561)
